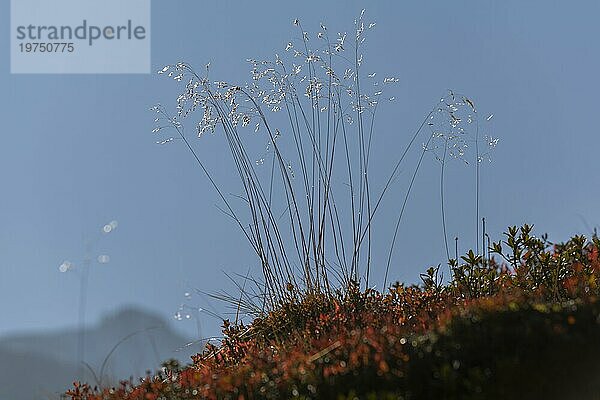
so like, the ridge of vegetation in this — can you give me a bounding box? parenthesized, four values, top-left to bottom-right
(67, 226, 600, 399)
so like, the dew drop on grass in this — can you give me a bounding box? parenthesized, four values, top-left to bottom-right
(184, 292, 191, 299)
(59, 261, 72, 273)
(486, 114, 494, 121)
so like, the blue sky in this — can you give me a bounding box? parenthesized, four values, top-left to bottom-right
(1, 0, 599, 340)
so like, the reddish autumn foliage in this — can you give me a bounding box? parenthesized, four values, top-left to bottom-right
(67, 226, 600, 399)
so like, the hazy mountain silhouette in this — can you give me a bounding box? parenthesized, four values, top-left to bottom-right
(0, 307, 199, 400)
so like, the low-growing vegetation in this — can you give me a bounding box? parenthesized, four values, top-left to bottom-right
(67, 225, 600, 399)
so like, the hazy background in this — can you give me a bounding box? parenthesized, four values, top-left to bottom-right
(1, 0, 599, 386)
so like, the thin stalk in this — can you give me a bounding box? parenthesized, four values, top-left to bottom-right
(384, 133, 434, 289)
(440, 139, 450, 261)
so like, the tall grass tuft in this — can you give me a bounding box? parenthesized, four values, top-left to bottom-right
(151, 11, 497, 317)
